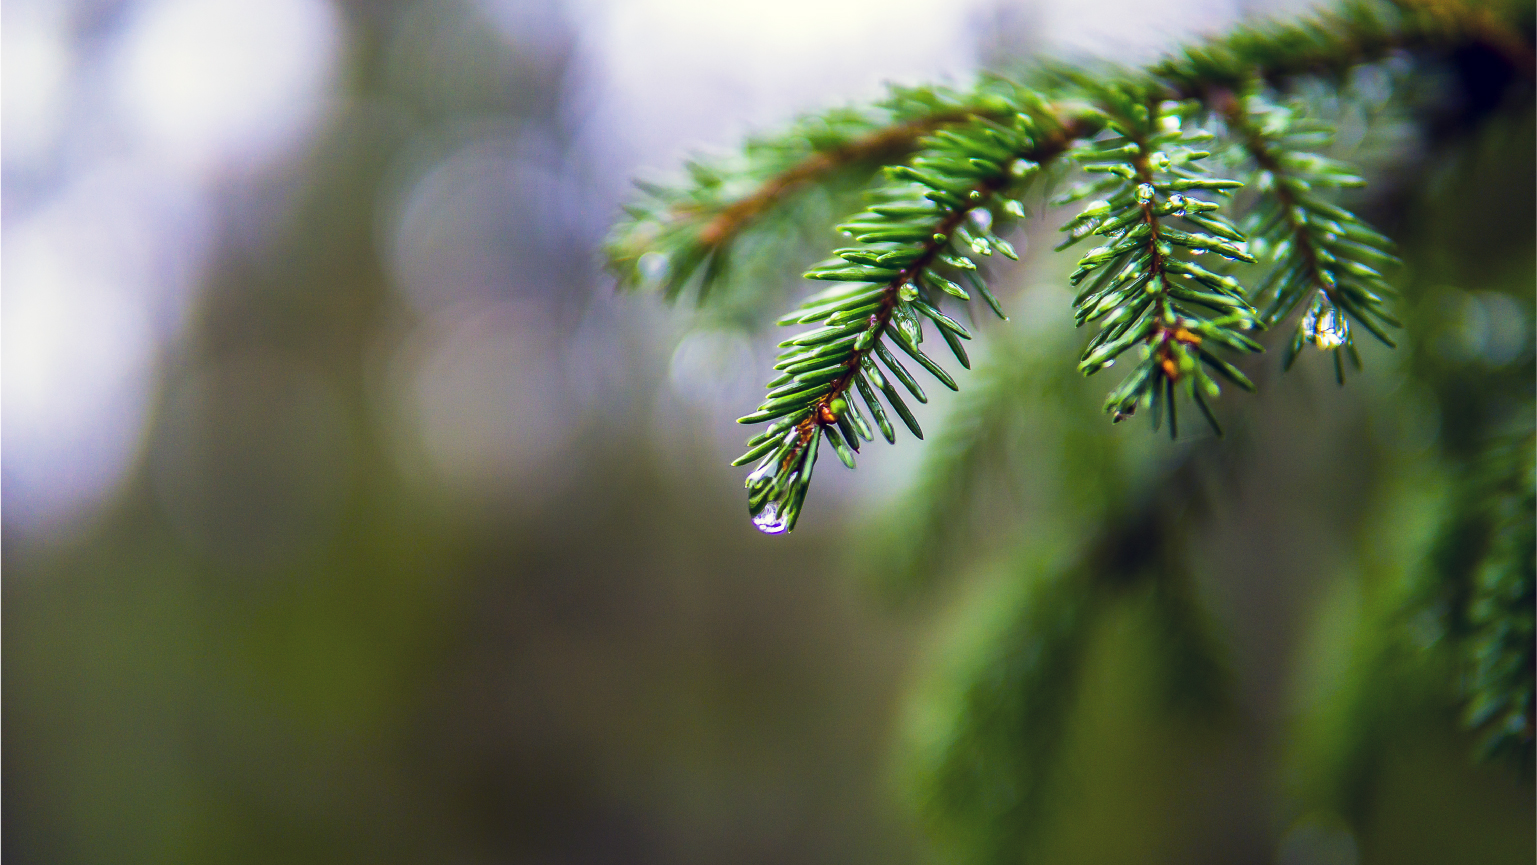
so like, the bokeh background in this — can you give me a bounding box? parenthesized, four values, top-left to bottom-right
(4, 0, 1532, 863)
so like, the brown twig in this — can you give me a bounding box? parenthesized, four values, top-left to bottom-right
(695, 109, 1000, 247)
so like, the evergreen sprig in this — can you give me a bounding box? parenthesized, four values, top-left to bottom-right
(1426, 431, 1537, 765)
(608, 0, 1527, 533)
(1461, 439, 1535, 765)
(1055, 81, 1262, 436)
(731, 102, 1086, 533)
(1221, 89, 1402, 382)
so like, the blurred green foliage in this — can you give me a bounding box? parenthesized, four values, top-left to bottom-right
(6, 1, 1534, 864)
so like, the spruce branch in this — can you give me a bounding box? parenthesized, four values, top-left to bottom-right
(734, 104, 1091, 534)
(1057, 81, 1262, 436)
(1153, 0, 1535, 95)
(1460, 434, 1536, 766)
(1424, 430, 1537, 767)
(609, 0, 1534, 533)
(1216, 87, 1402, 381)
(606, 85, 1018, 304)
(910, 449, 1227, 864)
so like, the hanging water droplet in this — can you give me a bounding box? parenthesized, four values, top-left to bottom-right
(1313, 307, 1348, 349)
(894, 305, 922, 344)
(1167, 193, 1186, 215)
(1149, 151, 1171, 171)
(1301, 303, 1320, 336)
(1136, 183, 1156, 203)
(899, 283, 919, 302)
(638, 251, 670, 282)
(752, 501, 790, 534)
(1010, 159, 1040, 178)
(969, 208, 993, 232)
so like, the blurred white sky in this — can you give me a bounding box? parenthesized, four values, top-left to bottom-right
(3, 0, 1269, 540)
(570, 0, 1245, 192)
(3, 0, 341, 537)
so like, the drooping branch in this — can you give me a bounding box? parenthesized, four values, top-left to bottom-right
(1213, 87, 1402, 381)
(734, 109, 1093, 532)
(610, 0, 1534, 533)
(1058, 82, 1260, 436)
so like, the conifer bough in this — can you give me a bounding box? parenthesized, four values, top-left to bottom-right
(606, 0, 1531, 534)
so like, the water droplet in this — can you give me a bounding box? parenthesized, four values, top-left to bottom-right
(1160, 115, 1182, 133)
(1149, 151, 1171, 171)
(969, 209, 993, 232)
(1136, 183, 1156, 203)
(753, 501, 789, 534)
(638, 251, 669, 282)
(1301, 300, 1347, 350)
(899, 283, 919, 302)
(894, 305, 922, 344)
(1313, 307, 1348, 349)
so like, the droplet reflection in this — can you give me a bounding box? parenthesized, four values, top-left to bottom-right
(1303, 301, 1348, 349)
(638, 250, 669, 282)
(752, 501, 789, 534)
(746, 458, 774, 487)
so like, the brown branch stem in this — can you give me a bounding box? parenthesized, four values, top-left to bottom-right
(695, 109, 1000, 247)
